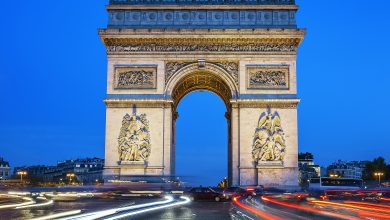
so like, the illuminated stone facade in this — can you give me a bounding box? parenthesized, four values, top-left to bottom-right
(100, 0, 304, 187)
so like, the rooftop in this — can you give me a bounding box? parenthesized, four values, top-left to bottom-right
(109, 0, 295, 5)
(0, 157, 10, 167)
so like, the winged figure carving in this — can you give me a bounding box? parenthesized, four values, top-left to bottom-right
(252, 110, 286, 163)
(118, 113, 151, 162)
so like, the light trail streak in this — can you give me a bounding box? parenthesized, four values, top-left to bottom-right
(15, 199, 54, 209)
(344, 201, 390, 209)
(232, 196, 283, 220)
(355, 210, 390, 220)
(261, 196, 359, 220)
(310, 200, 390, 220)
(381, 197, 390, 201)
(0, 197, 35, 209)
(103, 196, 191, 220)
(59, 195, 175, 220)
(7, 191, 30, 196)
(31, 210, 82, 220)
(0, 193, 21, 199)
(311, 200, 390, 214)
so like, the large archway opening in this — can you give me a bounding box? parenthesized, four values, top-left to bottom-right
(169, 69, 236, 187)
(175, 91, 227, 186)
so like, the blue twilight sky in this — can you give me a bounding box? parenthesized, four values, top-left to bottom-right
(0, 0, 389, 185)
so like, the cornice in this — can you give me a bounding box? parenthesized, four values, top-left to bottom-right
(104, 98, 173, 108)
(106, 4, 299, 10)
(99, 29, 305, 54)
(231, 98, 300, 108)
(104, 98, 299, 108)
(99, 28, 306, 39)
(102, 37, 303, 45)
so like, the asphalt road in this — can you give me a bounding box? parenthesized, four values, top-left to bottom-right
(1, 191, 389, 220)
(0, 196, 233, 220)
(0, 197, 151, 220)
(134, 201, 232, 220)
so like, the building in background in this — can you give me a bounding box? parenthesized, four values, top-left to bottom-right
(0, 157, 11, 180)
(298, 152, 321, 179)
(327, 160, 368, 179)
(57, 158, 104, 184)
(14, 157, 104, 185)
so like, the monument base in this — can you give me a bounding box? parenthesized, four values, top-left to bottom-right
(118, 160, 147, 167)
(256, 161, 284, 168)
(257, 167, 299, 187)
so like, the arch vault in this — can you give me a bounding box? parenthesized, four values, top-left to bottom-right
(100, 0, 305, 187)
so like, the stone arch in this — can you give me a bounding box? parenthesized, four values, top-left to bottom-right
(165, 62, 238, 184)
(165, 62, 239, 109)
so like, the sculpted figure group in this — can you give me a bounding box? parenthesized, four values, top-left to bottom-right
(117, 70, 154, 88)
(118, 113, 151, 162)
(252, 110, 286, 163)
(249, 70, 287, 88)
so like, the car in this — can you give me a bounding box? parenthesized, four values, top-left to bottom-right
(246, 187, 264, 199)
(185, 187, 224, 202)
(222, 187, 251, 200)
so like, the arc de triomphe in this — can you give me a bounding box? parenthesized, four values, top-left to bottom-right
(100, 0, 305, 187)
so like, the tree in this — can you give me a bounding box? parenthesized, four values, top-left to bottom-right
(363, 157, 388, 180)
(298, 152, 313, 160)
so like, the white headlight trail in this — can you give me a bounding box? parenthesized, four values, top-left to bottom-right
(58, 195, 174, 220)
(0, 197, 35, 209)
(103, 196, 191, 220)
(15, 199, 54, 209)
(30, 210, 82, 220)
(7, 191, 30, 196)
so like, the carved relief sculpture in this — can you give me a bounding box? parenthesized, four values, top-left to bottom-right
(247, 65, 289, 89)
(114, 66, 157, 89)
(108, 42, 298, 53)
(118, 112, 151, 162)
(165, 62, 194, 84)
(165, 61, 239, 85)
(212, 61, 239, 84)
(252, 110, 286, 164)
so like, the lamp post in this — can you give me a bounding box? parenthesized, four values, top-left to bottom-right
(17, 171, 27, 182)
(66, 173, 75, 184)
(374, 172, 384, 188)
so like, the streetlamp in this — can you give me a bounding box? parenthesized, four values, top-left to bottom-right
(374, 172, 384, 187)
(17, 171, 27, 182)
(66, 173, 75, 184)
